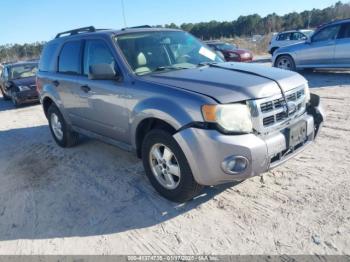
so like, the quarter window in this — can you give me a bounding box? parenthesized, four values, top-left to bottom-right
(58, 41, 82, 74)
(83, 40, 115, 76)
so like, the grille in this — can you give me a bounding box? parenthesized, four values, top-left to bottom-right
(249, 85, 307, 133)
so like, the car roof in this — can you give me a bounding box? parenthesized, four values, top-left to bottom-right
(49, 26, 183, 44)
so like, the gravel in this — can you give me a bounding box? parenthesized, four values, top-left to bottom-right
(0, 69, 349, 255)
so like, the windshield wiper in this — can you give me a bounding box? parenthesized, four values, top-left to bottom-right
(153, 65, 191, 73)
(197, 61, 218, 67)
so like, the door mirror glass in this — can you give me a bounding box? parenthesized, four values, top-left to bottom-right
(88, 63, 119, 80)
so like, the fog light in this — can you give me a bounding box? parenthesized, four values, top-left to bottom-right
(221, 156, 249, 175)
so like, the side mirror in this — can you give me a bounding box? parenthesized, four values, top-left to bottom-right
(88, 63, 120, 80)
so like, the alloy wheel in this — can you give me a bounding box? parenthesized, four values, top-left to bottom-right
(149, 143, 181, 190)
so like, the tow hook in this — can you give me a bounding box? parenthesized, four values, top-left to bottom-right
(307, 93, 325, 138)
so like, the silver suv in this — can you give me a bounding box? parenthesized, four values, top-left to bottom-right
(273, 19, 350, 71)
(37, 26, 324, 202)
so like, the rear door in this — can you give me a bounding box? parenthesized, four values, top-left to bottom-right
(55, 40, 87, 127)
(334, 22, 350, 66)
(297, 24, 341, 66)
(76, 38, 129, 143)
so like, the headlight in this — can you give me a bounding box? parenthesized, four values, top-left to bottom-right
(240, 52, 251, 59)
(18, 85, 31, 91)
(202, 104, 253, 133)
(304, 83, 311, 102)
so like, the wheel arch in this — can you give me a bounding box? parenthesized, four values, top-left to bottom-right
(130, 96, 197, 158)
(274, 53, 296, 68)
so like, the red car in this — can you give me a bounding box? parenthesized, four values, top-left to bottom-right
(205, 41, 253, 62)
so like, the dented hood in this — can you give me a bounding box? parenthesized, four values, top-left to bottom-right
(142, 62, 307, 103)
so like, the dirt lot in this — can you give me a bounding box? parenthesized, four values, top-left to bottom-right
(0, 68, 349, 255)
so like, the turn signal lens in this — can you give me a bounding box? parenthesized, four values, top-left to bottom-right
(201, 104, 217, 122)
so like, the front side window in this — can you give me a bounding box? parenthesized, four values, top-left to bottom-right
(58, 41, 82, 74)
(83, 40, 116, 76)
(9, 64, 38, 80)
(291, 32, 307, 41)
(115, 31, 223, 75)
(312, 25, 341, 42)
(338, 23, 350, 39)
(277, 33, 291, 41)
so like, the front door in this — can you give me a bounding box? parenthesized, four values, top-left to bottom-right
(76, 38, 129, 143)
(334, 22, 350, 66)
(297, 24, 341, 67)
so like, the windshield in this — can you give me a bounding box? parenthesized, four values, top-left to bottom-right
(115, 31, 223, 75)
(214, 43, 237, 51)
(9, 63, 38, 80)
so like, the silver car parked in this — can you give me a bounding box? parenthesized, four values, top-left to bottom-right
(273, 19, 350, 71)
(37, 26, 324, 202)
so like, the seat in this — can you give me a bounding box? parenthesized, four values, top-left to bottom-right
(135, 52, 151, 75)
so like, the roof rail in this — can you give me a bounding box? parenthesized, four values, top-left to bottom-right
(122, 25, 152, 31)
(55, 26, 96, 39)
(318, 18, 350, 28)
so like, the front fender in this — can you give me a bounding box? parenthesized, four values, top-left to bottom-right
(130, 97, 197, 149)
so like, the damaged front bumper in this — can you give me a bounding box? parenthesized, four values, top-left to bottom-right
(174, 94, 325, 186)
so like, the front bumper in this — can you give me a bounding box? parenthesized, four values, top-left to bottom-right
(13, 90, 39, 104)
(174, 97, 324, 186)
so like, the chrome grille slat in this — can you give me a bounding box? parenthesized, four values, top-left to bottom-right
(248, 85, 307, 134)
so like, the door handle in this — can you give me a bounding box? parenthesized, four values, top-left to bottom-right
(52, 80, 60, 87)
(80, 85, 91, 93)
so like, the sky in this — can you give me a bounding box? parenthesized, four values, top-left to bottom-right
(0, 0, 341, 45)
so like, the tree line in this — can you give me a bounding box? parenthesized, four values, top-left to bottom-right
(0, 1, 349, 63)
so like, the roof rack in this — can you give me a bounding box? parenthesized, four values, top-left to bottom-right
(122, 25, 152, 31)
(318, 18, 350, 28)
(55, 26, 96, 39)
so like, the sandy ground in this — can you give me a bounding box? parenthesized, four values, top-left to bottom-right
(0, 69, 349, 255)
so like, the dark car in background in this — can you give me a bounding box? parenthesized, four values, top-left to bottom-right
(205, 41, 253, 62)
(0, 61, 39, 106)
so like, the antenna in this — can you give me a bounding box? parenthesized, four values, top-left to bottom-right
(121, 0, 127, 27)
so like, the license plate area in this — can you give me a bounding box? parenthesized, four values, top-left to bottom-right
(286, 121, 307, 148)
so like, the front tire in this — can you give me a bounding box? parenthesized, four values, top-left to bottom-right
(47, 104, 79, 148)
(275, 55, 296, 71)
(0, 87, 10, 100)
(142, 129, 203, 202)
(11, 92, 20, 107)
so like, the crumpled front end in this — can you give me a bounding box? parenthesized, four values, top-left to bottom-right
(174, 93, 324, 186)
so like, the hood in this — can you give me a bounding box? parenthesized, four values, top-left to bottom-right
(10, 76, 36, 87)
(277, 41, 308, 53)
(141, 62, 307, 103)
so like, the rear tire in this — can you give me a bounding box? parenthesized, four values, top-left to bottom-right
(141, 129, 203, 202)
(47, 104, 79, 148)
(275, 55, 296, 71)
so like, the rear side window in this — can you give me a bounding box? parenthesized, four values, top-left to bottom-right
(338, 23, 350, 39)
(58, 41, 82, 74)
(83, 39, 115, 76)
(39, 42, 59, 72)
